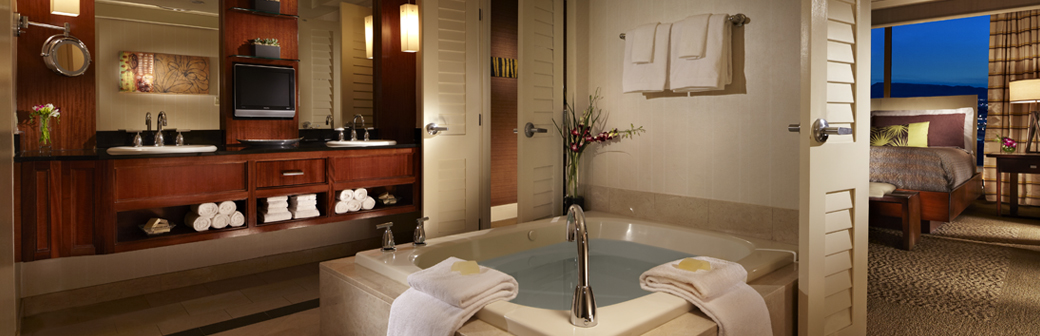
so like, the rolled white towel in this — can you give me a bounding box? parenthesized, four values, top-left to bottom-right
(259, 212, 291, 223)
(185, 213, 211, 232)
(345, 199, 362, 212)
(217, 201, 237, 215)
(335, 201, 351, 214)
(362, 196, 376, 210)
(290, 208, 321, 219)
(337, 189, 355, 201)
(294, 194, 317, 201)
(190, 203, 219, 218)
(211, 214, 230, 229)
(265, 196, 289, 202)
(353, 188, 368, 201)
(229, 211, 245, 227)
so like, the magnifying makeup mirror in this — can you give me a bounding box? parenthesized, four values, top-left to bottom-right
(42, 34, 91, 77)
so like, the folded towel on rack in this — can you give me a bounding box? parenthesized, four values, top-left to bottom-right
(211, 214, 230, 229)
(629, 22, 659, 64)
(387, 257, 518, 336)
(261, 207, 289, 215)
(623, 23, 672, 93)
(669, 14, 732, 92)
(218, 201, 237, 215)
(337, 189, 355, 201)
(290, 208, 321, 219)
(265, 196, 289, 203)
(259, 211, 291, 223)
(293, 194, 317, 201)
(353, 188, 368, 201)
(190, 203, 219, 218)
(676, 14, 711, 59)
(362, 196, 376, 210)
(185, 213, 211, 232)
(260, 200, 289, 210)
(335, 201, 351, 214)
(289, 199, 317, 208)
(640, 257, 772, 336)
(229, 211, 245, 227)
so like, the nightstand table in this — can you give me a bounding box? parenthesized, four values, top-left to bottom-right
(986, 153, 1040, 216)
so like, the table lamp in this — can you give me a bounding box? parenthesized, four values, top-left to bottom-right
(1010, 78, 1040, 152)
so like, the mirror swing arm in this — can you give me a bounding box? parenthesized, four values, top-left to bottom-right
(13, 12, 92, 77)
(13, 13, 71, 37)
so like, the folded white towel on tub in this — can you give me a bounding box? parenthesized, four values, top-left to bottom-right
(229, 211, 245, 227)
(217, 201, 236, 215)
(675, 14, 711, 59)
(623, 23, 672, 93)
(388, 257, 518, 336)
(334, 201, 351, 214)
(190, 203, 219, 218)
(353, 188, 368, 201)
(211, 214, 230, 229)
(640, 257, 772, 336)
(185, 213, 211, 231)
(337, 189, 355, 201)
(669, 14, 732, 92)
(628, 22, 659, 64)
(362, 196, 376, 210)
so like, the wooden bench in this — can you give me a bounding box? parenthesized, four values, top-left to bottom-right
(869, 190, 921, 250)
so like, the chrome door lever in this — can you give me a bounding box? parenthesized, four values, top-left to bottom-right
(425, 123, 449, 135)
(812, 118, 852, 143)
(524, 122, 548, 138)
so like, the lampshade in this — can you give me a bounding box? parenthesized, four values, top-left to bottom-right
(51, 0, 80, 17)
(365, 15, 374, 59)
(1010, 79, 1040, 104)
(400, 3, 419, 53)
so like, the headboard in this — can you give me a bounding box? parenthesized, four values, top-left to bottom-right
(870, 95, 979, 154)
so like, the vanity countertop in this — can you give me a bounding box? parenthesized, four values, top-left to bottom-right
(15, 141, 418, 162)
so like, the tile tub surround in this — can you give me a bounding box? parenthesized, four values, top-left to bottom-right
(585, 185, 799, 245)
(319, 257, 796, 336)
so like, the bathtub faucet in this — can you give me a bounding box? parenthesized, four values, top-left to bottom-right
(566, 205, 597, 328)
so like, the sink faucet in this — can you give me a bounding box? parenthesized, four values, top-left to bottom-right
(145, 112, 152, 131)
(566, 205, 597, 328)
(326, 114, 334, 129)
(154, 111, 167, 147)
(351, 114, 365, 141)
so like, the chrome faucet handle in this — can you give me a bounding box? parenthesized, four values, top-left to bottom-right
(175, 130, 188, 146)
(132, 131, 143, 147)
(154, 131, 165, 147)
(377, 222, 396, 251)
(350, 128, 358, 141)
(334, 128, 345, 141)
(414, 217, 429, 246)
(364, 127, 373, 141)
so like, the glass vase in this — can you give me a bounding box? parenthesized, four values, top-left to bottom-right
(38, 116, 52, 154)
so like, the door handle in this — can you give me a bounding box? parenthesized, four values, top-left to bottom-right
(524, 122, 547, 138)
(812, 118, 852, 143)
(425, 123, 448, 135)
(282, 170, 304, 176)
(788, 124, 800, 133)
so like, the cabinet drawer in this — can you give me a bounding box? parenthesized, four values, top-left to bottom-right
(998, 158, 1040, 174)
(256, 159, 327, 188)
(114, 162, 248, 201)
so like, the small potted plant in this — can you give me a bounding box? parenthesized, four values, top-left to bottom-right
(253, 0, 280, 14)
(999, 136, 1017, 153)
(251, 38, 280, 59)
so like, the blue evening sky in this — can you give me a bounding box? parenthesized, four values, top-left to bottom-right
(870, 15, 989, 88)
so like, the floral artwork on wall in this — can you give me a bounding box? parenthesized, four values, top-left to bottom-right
(119, 51, 210, 94)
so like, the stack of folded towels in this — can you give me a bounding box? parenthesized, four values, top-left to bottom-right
(640, 256, 772, 336)
(334, 188, 377, 214)
(185, 201, 244, 231)
(259, 196, 291, 223)
(388, 257, 518, 336)
(622, 13, 732, 93)
(289, 194, 321, 219)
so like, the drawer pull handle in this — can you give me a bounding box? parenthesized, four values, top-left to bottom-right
(282, 170, 305, 176)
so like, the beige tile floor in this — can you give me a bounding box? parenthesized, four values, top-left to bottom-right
(21, 263, 321, 336)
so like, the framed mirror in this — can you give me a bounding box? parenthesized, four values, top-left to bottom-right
(42, 34, 91, 77)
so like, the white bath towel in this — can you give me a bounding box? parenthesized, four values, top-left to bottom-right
(353, 188, 368, 201)
(335, 201, 351, 214)
(185, 213, 211, 232)
(623, 23, 672, 93)
(293, 194, 317, 201)
(362, 196, 376, 210)
(190, 203, 219, 218)
(229, 211, 246, 227)
(388, 257, 518, 336)
(290, 208, 321, 219)
(261, 206, 289, 215)
(344, 199, 362, 212)
(259, 211, 291, 223)
(629, 22, 659, 64)
(337, 189, 355, 201)
(289, 199, 317, 208)
(260, 201, 289, 211)
(211, 214, 230, 229)
(640, 257, 772, 336)
(265, 196, 289, 202)
(669, 14, 732, 92)
(675, 14, 711, 60)
(217, 201, 237, 215)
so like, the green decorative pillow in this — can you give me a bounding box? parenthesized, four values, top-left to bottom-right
(871, 122, 930, 147)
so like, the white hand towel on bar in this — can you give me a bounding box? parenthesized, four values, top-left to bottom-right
(265, 196, 289, 202)
(229, 211, 245, 227)
(293, 194, 317, 201)
(387, 257, 518, 336)
(669, 14, 732, 92)
(345, 199, 362, 212)
(353, 188, 368, 201)
(185, 213, 211, 232)
(290, 208, 321, 219)
(211, 214, 230, 229)
(640, 257, 772, 336)
(259, 212, 291, 223)
(217, 201, 236, 215)
(337, 189, 355, 201)
(629, 22, 658, 64)
(676, 14, 711, 59)
(335, 201, 351, 214)
(623, 23, 672, 93)
(190, 203, 219, 218)
(362, 196, 376, 210)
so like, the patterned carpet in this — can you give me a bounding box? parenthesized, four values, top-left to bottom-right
(867, 201, 1040, 335)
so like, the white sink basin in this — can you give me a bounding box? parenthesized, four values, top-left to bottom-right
(107, 145, 218, 155)
(326, 140, 397, 147)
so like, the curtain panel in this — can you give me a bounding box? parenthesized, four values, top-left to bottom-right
(985, 10, 1040, 205)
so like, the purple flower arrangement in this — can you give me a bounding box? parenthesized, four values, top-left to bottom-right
(31, 104, 61, 146)
(1000, 136, 1016, 153)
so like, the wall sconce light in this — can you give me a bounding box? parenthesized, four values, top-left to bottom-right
(365, 15, 374, 59)
(400, 3, 419, 53)
(51, 0, 80, 17)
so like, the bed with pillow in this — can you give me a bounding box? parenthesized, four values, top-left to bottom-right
(870, 95, 983, 232)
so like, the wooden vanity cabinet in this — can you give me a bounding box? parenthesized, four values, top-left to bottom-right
(19, 160, 101, 261)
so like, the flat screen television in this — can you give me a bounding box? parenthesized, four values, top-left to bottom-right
(233, 63, 296, 118)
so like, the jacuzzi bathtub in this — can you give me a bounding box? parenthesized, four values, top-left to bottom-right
(355, 211, 796, 336)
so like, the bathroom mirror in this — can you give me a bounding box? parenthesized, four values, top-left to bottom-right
(42, 34, 91, 77)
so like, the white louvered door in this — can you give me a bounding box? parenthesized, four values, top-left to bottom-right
(422, 0, 483, 237)
(799, 0, 868, 335)
(516, 0, 564, 221)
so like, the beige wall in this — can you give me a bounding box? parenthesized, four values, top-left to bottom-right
(95, 18, 220, 131)
(580, 0, 802, 212)
(0, 0, 18, 333)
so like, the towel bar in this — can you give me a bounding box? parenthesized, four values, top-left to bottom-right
(619, 13, 750, 40)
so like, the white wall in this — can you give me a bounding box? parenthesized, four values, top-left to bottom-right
(581, 0, 801, 210)
(0, 0, 18, 332)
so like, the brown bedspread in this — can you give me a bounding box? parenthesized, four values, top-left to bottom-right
(869, 146, 976, 192)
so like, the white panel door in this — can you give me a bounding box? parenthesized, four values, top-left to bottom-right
(517, 0, 564, 222)
(422, 0, 483, 237)
(798, 0, 869, 335)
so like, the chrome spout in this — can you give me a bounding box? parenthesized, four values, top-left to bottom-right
(414, 217, 429, 245)
(377, 222, 395, 251)
(566, 205, 597, 327)
(145, 112, 152, 132)
(351, 114, 365, 141)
